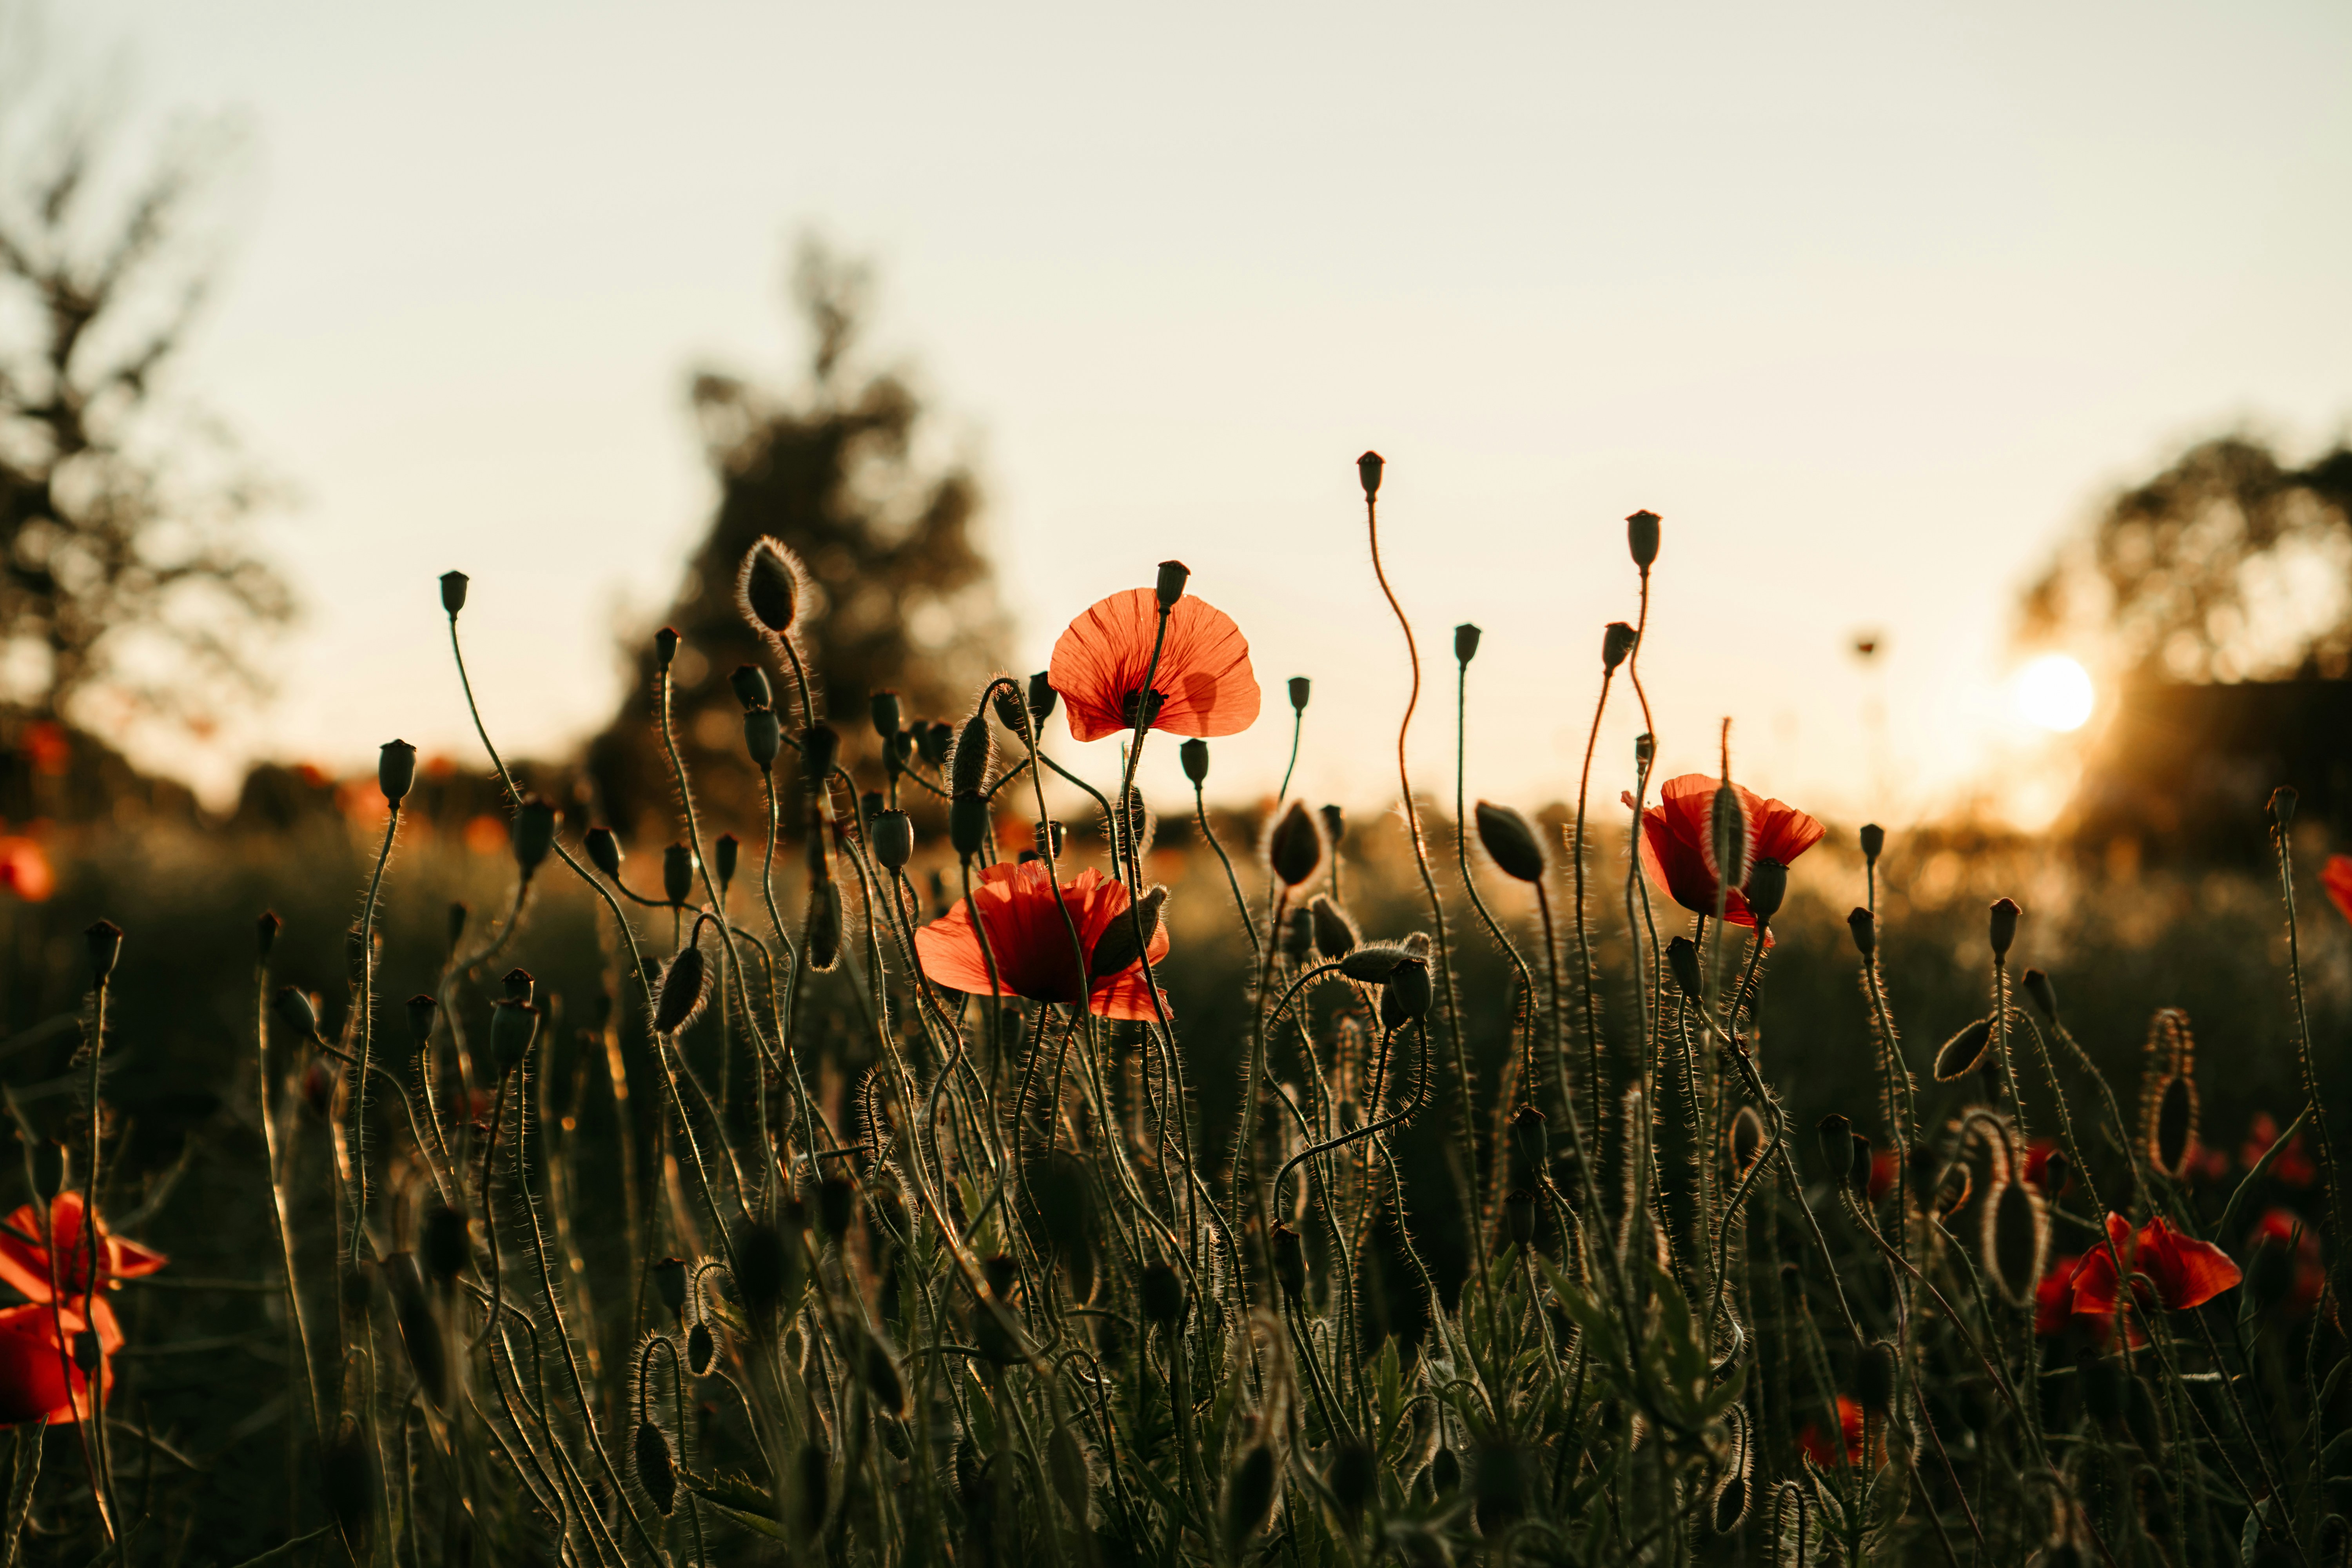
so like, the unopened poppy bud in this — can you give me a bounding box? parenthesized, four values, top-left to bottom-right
(2270, 786, 2297, 828)
(1138, 1261, 1186, 1327)
(1816, 1114, 1855, 1183)
(1309, 895, 1356, 959)
(1510, 1105, 1548, 1178)
(868, 689, 902, 739)
(871, 810, 914, 871)
(1381, 956, 1432, 1024)
(257, 909, 281, 959)
(1356, 449, 1383, 498)
(1270, 1222, 1307, 1299)
(1745, 857, 1787, 927)
(2022, 968, 2058, 1021)
(1288, 676, 1310, 712)
(1504, 1188, 1538, 1247)
(802, 723, 840, 778)
(378, 739, 417, 805)
(1025, 671, 1058, 728)
(1268, 800, 1322, 887)
(1602, 621, 1636, 671)
(654, 943, 707, 1034)
(420, 1204, 469, 1281)
(490, 999, 539, 1071)
(1933, 1017, 1995, 1081)
(653, 626, 679, 670)
(583, 826, 622, 881)
(730, 664, 772, 710)
(662, 844, 694, 905)
(1180, 738, 1209, 783)
(989, 681, 1031, 737)
(715, 833, 739, 893)
(686, 1321, 716, 1375)
(1155, 559, 1190, 609)
(949, 793, 989, 860)
(406, 994, 437, 1044)
(1626, 509, 1661, 569)
(650, 1256, 689, 1318)
(917, 721, 952, 768)
(512, 799, 557, 876)
(1321, 803, 1345, 849)
(1857, 1341, 1898, 1417)
(1859, 823, 1885, 864)
(322, 1415, 378, 1550)
(86, 920, 122, 984)
(1666, 936, 1702, 1000)
(439, 570, 468, 615)
(1330, 1441, 1376, 1521)
(858, 790, 883, 832)
(1709, 783, 1748, 891)
(274, 985, 320, 1039)
(740, 538, 804, 634)
(29, 1141, 64, 1201)
(1989, 897, 2021, 960)
(950, 706, 991, 797)
(1475, 801, 1546, 882)
(1455, 623, 1481, 664)
(1089, 886, 1167, 979)
(634, 1419, 677, 1517)
(1847, 906, 1876, 958)
(803, 880, 841, 971)
(745, 706, 782, 766)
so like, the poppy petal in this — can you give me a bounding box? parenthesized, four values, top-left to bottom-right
(1049, 589, 1261, 744)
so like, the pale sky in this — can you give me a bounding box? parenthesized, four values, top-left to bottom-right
(34, 0, 2352, 827)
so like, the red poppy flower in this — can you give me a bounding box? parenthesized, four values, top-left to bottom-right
(2034, 1253, 2080, 1336)
(0, 1194, 165, 1426)
(2241, 1112, 2316, 1188)
(914, 861, 1171, 1020)
(1048, 588, 1260, 744)
(2065, 1212, 2239, 1320)
(1627, 775, 1824, 929)
(1798, 1395, 1867, 1469)
(2249, 1209, 2325, 1317)
(2322, 855, 2352, 927)
(1867, 1149, 1898, 1203)
(0, 1302, 109, 1425)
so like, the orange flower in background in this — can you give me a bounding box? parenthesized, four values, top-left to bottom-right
(0, 1193, 167, 1425)
(1630, 775, 1824, 928)
(2322, 855, 2352, 927)
(2242, 1112, 2316, 1187)
(1797, 1395, 1867, 1469)
(0, 838, 53, 902)
(1048, 587, 1259, 744)
(18, 722, 68, 778)
(2063, 1212, 2239, 1321)
(914, 860, 1171, 1020)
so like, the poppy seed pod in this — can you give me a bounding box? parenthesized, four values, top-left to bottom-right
(950, 705, 991, 797)
(801, 723, 840, 779)
(257, 909, 280, 958)
(1180, 738, 1209, 783)
(869, 689, 902, 739)
(438, 570, 468, 615)
(1602, 621, 1637, 671)
(1989, 897, 2021, 960)
(1088, 885, 1167, 980)
(686, 1321, 716, 1376)
(744, 706, 782, 766)
(1268, 800, 1323, 887)
(420, 1204, 469, 1282)
(1455, 623, 1481, 664)
(274, 985, 320, 1040)
(730, 663, 772, 710)
(503, 965, 533, 1003)
(1270, 1221, 1307, 1299)
(1626, 509, 1661, 568)
(512, 799, 557, 876)
(1745, 857, 1788, 927)
(715, 833, 739, 893)
(1309, 895, 1357, 959)
(1816, 1114, 1855, 1183)
(29, 1141, 63, 1202)
(2022, 968, 2058, 1022)
(653, 626, 679, 670)
(86, 920, 122, 984)
(378, 739, 417, 806)
(2270, 786, 2297, 828)
(1847, 906, 1876, 958)
(949, 793, 989, 860)
(1933, 1017, 1995, 1081)
(406, 994, 437, 1046)
(1155, 559, 1190, 610)
(1475, 800, 1546, 882)
(1025, 671, 1058, 728)
(662, 844, 694, 905)
(584, 826, 622, 880)
(738, 537, 805, 635)
(1356, 449, 1384, 498)
(1859, 823, 1885, 864)
(1288, 675, 1310, 712)
(1138, 1261, 1186, 1327)
(634, 1420, 677, 1517)
(871, 810, 914, 871)
(1666, 936, 1702, 1001)
(651, 1256, 689, 1318)
(489, 999, 539, 1071)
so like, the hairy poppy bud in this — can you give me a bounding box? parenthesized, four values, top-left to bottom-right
(950, 706, 991, 797)
(1602, 621, 1637, 671)
(949, 793, 989, 860)
(1155, 559, 1190, 610)
(1138, 1261, 1186, 1327)
(867, 689, 902, 740)
(1034, 819, 1064, 860)
(1666, 936, 1702, 1000)
(735, 1221, 791, 1321)
(512, 799, 557, 876)
(1225, 1443, 1276, 1551)
(1089, 885, 1167, 981)
(1455, 623, 1481, 664)
(744, 706, 781, 766)
(1287, 675, 1310, 712)
(86, 920, 122, 984)
(1475, 801, 1546, 882)
(1847, 906, 1876, 958)
(991, 683, 1028, 738)
(421, 1204, 469, 1281)
(1985, 1175, 2046, 1308)
(1024, 671, 1058, 728)
(2271, 786, 2297, 829)
(861, 1336, 907, 1413)
(739, 537, 804, 635)
(801, 723, 840, 779)
(1859, 823, 1885, 864)
(1626, 509, 1661, 569)
(1933, 1017, 1994, 1081)
(1745, 857, 1787, 927)
(257, 909, 281, 959)
(1816, 1114, 1855, 1183)
(651, 1257, 689, 1318)
(730, 664, 772, 710)
(490, 1000, 539, 1071)
(653, 626, 679, 670)
(406, 994, 437, 1046)
(1309, 895, 1356, 960)
(915, 720, 950, 768)
(439, 570, 468, 615)
(686, 1321, 716, 1376)
(1381, 956, 1433, 1024)
(378, 740, 417, 806)
(1510, 1105, 1548, 1180)
(662, 844, 694, 906)
(1270, 1222, 1307, 1299)
(1338, 941, 1412, 982)
(274, 986, 320, 1040)
(1989, 897, 2021, 960)
(29, 1140, 64, 1202)
(1504, 1188, 1538, 1247)
(1356, 449, 1383, 498)
(715, 833, 739, 894)
(2022, 968, 2058, 1021)
(1268, 800, 1322, 887)
(584, 826, 622, 880)
(633, 1419, 677, 1516)
(1709, 782, 1748, 892)
(1180, 738, 1209, 783)
(871, 810, 913, 871)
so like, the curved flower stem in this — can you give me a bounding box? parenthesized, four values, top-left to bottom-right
(254, 955, 324, 1451)
(1272, 1020, 1428, 1220)
(351, 802, 400, 1259)
(1192, 783, 1259, 956)
(1274, 701, 1304, 809)
(1454, 658, 1537, 1113)
(2272, 818, 2348, 1296)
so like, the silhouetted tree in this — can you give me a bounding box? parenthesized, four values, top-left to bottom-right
(588, 240, 1006, 836)
(2022, 436, 2352, 681)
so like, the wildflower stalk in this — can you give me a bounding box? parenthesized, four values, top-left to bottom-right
(2271, 798, 2347, 1296)
(1191, 781, 1259, 956)
(351, 802, 400, 1258)
(256, 942, 325, 1451)
(1451, 654, 1538, 1113)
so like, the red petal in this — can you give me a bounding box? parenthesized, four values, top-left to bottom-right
(2138, 1217, 2241, 1310)
(1048, 589, 1260, 744)
(2322, 855, 2352, 929)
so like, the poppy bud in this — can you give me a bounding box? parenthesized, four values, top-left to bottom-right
(686, 1321, 716, 1376)
(584, 826, 622, 880)
(662, 844, 695, 906)
(740, 537, 804, 634)
(406, 994, 437, 1045)
(86, 920, 122, 984)
(1309, 895, 1357, 960)
(1709, 782, 1748, 891)
(1180, 738, 1209, 784)
(871, 810, 914, 871)
(378, 739, 417, 805)
(490, 1000, 539, 1071)
(1356, 449, 1383, 498)
(1225, 1443, 1276, 1551)
(803, 881, 841, 972)
(274, 985, 320, 1040)
(1985, 1177, 2046, 1308)
(1727, 1108, 1766, 1175)
(1847, 906, 1875, 958)
(1321, 803, 1345, 848)
(502, 967, 534, 1004)
(2022, 968, 2058, 1022)
(867, 689, 902, 740)
(29, 1140, 64, 1201)
(729, 664, 772, 711)
(862, 1337, 907, 1413)
(802, 723, 840, 779)
(650, 1257, 689, 1318)
(421, 1204, 470, 1281)
(1268, 800, 1322, 887)
(1816, 1114, 1855, 1183)
(1850, 1129, 1874, 1191)
(1666, 936, 1702, 1000)
(631, 1419, 677, 1517)
(321, 1416, 377, 1551)
(1504, 1188, 1538, 1247)
(1933, 1017, 1994, 1081)
(735, 705, 779, 766)
(2270, 786, 2297, 829)
(1745, 857, 1787, 927)
(715, 833, 739, 893)
(1088, 885, 1166, 982)
(1025, 671, 1058, 728)
(1138, 1261, 1186, 1327)
(1455, 623, 1481, 664)
(512, 799, 557, 876)
(949, 793, 989, 860)
(1287, 676, 1310, 712)
(1155, 560, 1190, 610)
(1857, 1341, 1898, 1418)
(1475, 801, 1546, 882)
(1381, 956, 1433, 1024)
(439, 570, 469, 615)
(1270, 1222, 1307, 1299)
(1626, 509, 1661, 568)
(653, 626, 679, 670)
(1602, 621, 1637, 671)
(1510, 1105, 1548, 1180)
(950, 706, 991, 797)
(917, 721, 952, 768)
(735, 1221, 791, 1321)
(1989, 897, 2020, 960)
(1859, 823, 1885, 864)
(257, 909, 281, 959)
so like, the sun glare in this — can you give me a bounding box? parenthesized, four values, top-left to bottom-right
(2015, 654, 2094, 732)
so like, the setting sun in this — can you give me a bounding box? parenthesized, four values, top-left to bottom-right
(2016, 653, 2095, 731)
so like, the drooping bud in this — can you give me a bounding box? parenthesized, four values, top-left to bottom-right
(86, 920, 122, 985)
(512, 799, 557, 877)
(1856, 1341, 1898, 1418)
(384, 1253, 447, 1410)
(1859, 823, 1885, 864)
(1933, 1017, 1994, 1081)
(1155, 560, 1190, 610)
(1088, 886, 1167, 980)
(1270, 1222, 1307, 1299)
(1475, 801, 1546, 882)
(1626, 509, 1661, 569)
(2022, 968, 2058, 1022)
(1330, 1441, 1376, 1521)
(1847, 906, 1876, 958)
(378, 740, 417, 806)
(715, 833, 739, 894)
(1745, 857, 1788, 927)
(447, 902, 468, 950)
(686, 1321, 716, 1376)
(1180, 738, 1209, 784)
(584, 826, 623, 880)
(738, 537, 806, 636)
(803, 880, 841, 973)
(730, 664, 772, 710)
(1504, 1188, 1538, 1247)
(1288, 676, 1310, 712)
(632, 1419, 677, 1516)
(744, 706, 782, 766)
(1268, 800, 1323, 887)
(1380, 956, 1433, 1025)
(653, 626, 679, 670)
(1989, 897, 2020, 960)
(917, 721, 953, 769)
(1309, 895, 1357, 960)
(1356, 450, 1384, 498)
(1727, 1108, 1766, 1176)
(1666, 936, 1702, 1001)
(1602, 621, 1637, 671)
(489, 1000, 539, 1071)
(274, 986, 321, 1040)
(1816, 1114, 1855, 1184)
(1455, 623, 1481, 664)
(950, 703, 991, 797)
(949, 794, 989, 860)
(406, 994, 437, 1045)
(1983, 1171, 2047, 1308)
(1024, 671, 1058, 730)
(438, 571, 468, 615)
(871, 811, 914, 871)
(662, 844, 694, 906)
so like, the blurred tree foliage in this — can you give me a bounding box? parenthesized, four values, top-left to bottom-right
(588, 240, 1005, 837)
(2023, 435, 2352, 681)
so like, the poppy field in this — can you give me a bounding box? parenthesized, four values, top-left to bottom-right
(9, 453, 2352, 1567)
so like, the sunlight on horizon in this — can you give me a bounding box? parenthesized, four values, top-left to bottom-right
(2014, 654, 2096, 733)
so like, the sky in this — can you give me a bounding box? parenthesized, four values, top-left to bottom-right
(24, 0, 2352, 829)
